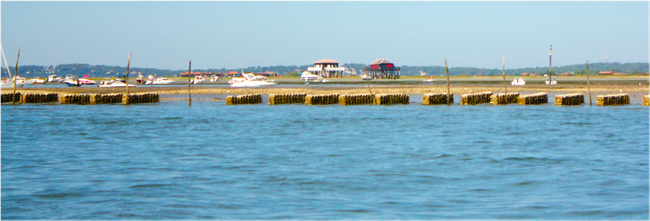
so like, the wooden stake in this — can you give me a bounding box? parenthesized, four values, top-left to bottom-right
(503, 55, 507, 94)
(188, 61, 191, 106)
(125, 53, 131, 105)
(13, 49, 19, 105)
(548, 45, 552, 85)
(587, 60, 591, 106)
(445, 59, 450, 105)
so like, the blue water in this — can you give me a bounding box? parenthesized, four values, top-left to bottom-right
(2, 99, 648, 219)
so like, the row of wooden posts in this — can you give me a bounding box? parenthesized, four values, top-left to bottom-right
(1, 92, 159, 105)
(225, 92, 642, 106)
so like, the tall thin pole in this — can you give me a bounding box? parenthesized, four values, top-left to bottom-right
(548, 45, 552, 84)
(502, 55, 507, 94)
(188, 61, 192, 106)
(587, 60, 591, 106)
(125, 53, 131, 105)
(445, 59, 450, 105)
(13, 49, 20, 105)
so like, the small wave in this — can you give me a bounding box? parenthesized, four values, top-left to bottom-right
(503, 157, 566, 163)
(432, 154, 453, 159)
(514, 181, 538, 186)
(469, 188, 491, 192)
(335, 209, 373, 213)
(565, 210, 606, 216)
(128, 184, 180, 189)
(34, 192, 84, 199)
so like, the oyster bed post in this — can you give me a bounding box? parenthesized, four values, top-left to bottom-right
(587, 60, 592, 106)
(188, 61, 192, 106)
(445, 60, 450, 105)
(124, 54, 131, 105)
(13, 49, 19, 105)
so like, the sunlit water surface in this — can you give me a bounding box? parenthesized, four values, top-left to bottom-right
(2, 98, 648, 219)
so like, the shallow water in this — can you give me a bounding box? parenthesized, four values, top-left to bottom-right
(2, 100, 648, 219)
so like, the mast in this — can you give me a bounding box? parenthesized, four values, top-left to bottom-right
(0, 44, 13, 79)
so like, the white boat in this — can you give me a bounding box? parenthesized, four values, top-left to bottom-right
(361, 74, 373, 80)
(1, 77, 25, 89)
(190, 76, 205, 84)
(546, 76, 557, 85)
(511, 77, 526, 86)
(152, 77, 175, 85)
(300, 71, 323, 81)
(28, 77, 46, 84)
(78, 78, 96, 85)
(423, 77, 435, 82)
(47, 74, 62, 83)
(64, 79, 81, 87)
(211, 75, 220, 82)
(0, 45, 25, 88)
(230, 72, 276, 88)
(98, 80, 136, 88)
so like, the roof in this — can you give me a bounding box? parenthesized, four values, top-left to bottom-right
(314, 59, 339, 64)
(371, 59, 393, 65)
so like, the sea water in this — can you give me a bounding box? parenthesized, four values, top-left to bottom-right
(2, 98, 648, 219)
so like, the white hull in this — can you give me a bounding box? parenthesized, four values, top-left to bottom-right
(1, 82, 25, 89)
(98, 81, 136, 88)
(230, 81, 276, 88)
(511, 77, 526, 86)
(152, 81, 174, 85)
(152, 78, 175, 85)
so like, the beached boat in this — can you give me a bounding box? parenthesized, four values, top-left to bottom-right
(98, 80, 136, 88)
(301, 71, 323, 82)
(152, 77, 175, 85)
(28, 77, 46, 84)
(423, 77, 435, 82)
(230, 72, 276, 88)
(78, 78, 96, 85)
(511, 77, 526, 86)
(1, 77, 25, 89)
(47, 74, 62, 83)
(361, 74, 373, 80)
(546, 76, 557, 85)
(190, 76, 205, 84)
(0, 45, 25, 89)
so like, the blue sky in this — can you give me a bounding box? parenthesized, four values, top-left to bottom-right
(1, 1, 648, 70)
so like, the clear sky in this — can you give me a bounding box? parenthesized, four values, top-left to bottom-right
(1, 1, 648, 70)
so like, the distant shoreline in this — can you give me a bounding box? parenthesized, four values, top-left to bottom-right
(5, 78, 648, 95)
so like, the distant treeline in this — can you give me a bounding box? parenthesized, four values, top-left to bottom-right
(2, 62, 648, 78)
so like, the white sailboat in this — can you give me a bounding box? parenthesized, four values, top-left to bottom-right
(0, 45, 25, 89)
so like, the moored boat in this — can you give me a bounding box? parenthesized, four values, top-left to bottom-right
(98, 80, 136, 88)
(230, 72, 276, 88)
